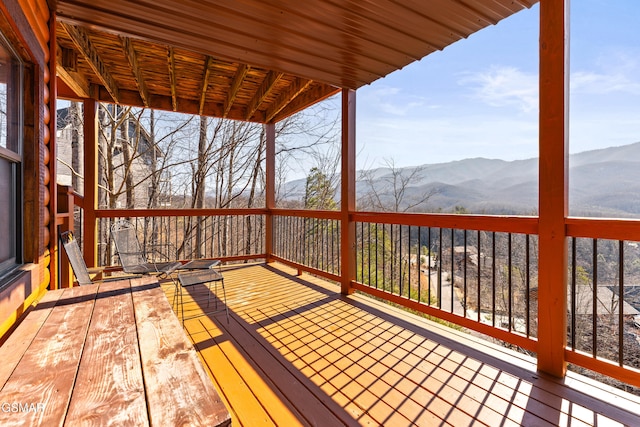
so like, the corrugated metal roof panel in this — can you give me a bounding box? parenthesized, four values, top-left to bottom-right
(55, 0, 537, 121)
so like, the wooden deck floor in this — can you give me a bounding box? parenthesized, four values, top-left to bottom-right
(162, 263, 640, 427)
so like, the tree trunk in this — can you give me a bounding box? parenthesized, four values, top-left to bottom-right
(69, 101, 82, 193)
(194, 116, 208, 258)
(120, 110, 135, 210)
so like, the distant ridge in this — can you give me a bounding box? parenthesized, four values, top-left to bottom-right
(281, 141, 640, 217)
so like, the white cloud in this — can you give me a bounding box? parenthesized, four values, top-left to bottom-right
(571, 70, 640, 95)
(458, 66, 539, 113)
(361, 85, 427, 116)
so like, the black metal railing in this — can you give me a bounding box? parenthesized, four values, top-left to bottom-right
(355, 221, 538, 342)
(568, 237, 640, 372)
(272, 211, 341, 278)
(96, 211, 265, 266)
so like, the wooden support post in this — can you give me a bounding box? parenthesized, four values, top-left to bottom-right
(83, 99, 98, 267)
(48, 12, 58, 290)
(57, 185, 74, 288)
(341, 89, 356, 295)
(265, 123, 275, 263)
(538, 0, 569, 378)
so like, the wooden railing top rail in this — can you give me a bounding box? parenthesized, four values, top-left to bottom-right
(271, 208, 341, 220)
(91, 208, 640, 242)
(353, 211, 539, 235)
(566, 217, 640, 241)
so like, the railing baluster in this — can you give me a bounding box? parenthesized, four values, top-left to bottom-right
(618, 240, 624, 367)
(401, 224, 404, 295)
(375, 222, 384, 289)
(450, 228, 454, 313)
(571, 237, 577, 350)
(418, 226, 422, 303)
(360, 221, 364, 284)
(464, 229, 467, 318)
(408, 225, 412, 300)
(593, 238, 598, 358)
(428, 227, 431, 306)
(383, 224, 387, 292)
(368, 222, 372, 287)
(508, 233, 512, 331)
(526, 234, 531, 338)
(492, 231, 496, 327)
(477, 230, 481, 323)
(438, 229, 442, 310)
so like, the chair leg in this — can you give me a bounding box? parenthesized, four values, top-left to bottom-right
(180, 285, 185, 326)
(221, 279, 229, 323)
(172, 282, 179, 311)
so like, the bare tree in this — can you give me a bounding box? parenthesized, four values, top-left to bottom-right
(358, 158, 437, 212)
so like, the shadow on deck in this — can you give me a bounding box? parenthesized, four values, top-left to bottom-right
(163, 263, 640, 427)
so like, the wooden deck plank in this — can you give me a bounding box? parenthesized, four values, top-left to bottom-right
(65, 279, 148, 426)
(196, 312, 356, 427)
(243, 307, 388, 426)
(191, 331, 276, 426)
(0, 285, 98, 427)
(208, 330, 307, 426)
(350, 288, 640, 426)
(0, 289, 64, 388)
(164, 263, 640, 427)
(254, 297, 524, 427)
(131, 276, 230, 427)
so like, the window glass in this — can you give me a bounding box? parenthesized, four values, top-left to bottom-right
(0, 33, 23, 276)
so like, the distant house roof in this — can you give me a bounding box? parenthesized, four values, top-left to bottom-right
(571, 286, 639, 316)
(528, 285, 640, 316)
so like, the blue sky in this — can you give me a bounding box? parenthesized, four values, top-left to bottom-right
(355, 0, 640, 171)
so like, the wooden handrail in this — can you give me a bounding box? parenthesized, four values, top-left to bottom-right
(271, 208, 341, 220)
(566, 217, 640, 241)
(353, 211, 538, 234)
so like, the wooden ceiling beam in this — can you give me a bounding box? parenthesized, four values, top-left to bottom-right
(167, 46, 177, 111)
(120, 36, 150, 107)
(61, 23, 120, 103)
(198, 56, 213, 116)
(224, 63, 249, 118)
(93, 86, 267, 123)
(56, 74, 89, 100)
(265, 77, 312, 123)
(245, 70, 283, 120)
(56, 55, 91, 98)
(272, 85, 340, 123)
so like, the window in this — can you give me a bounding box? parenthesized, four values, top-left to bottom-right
(0, 32, 23, 277)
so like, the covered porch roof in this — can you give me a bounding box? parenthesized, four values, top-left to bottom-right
(54, 0, 537, 122)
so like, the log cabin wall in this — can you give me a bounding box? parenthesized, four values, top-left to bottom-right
(0, 0, 51, 340)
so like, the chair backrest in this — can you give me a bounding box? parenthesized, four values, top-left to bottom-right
(111, 220, 148, 271)
(60, 231, 93, 285)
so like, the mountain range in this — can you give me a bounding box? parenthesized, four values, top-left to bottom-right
(281, 141, 640, 217)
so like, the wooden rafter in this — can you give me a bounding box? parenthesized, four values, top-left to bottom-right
(167, 46, 177, 112)
(61, 23, 119, 103)
(224, 64, 249, 118)
(120, 36, 149, 107)
(265, 78, 312, 123)
(199, 56, 213, 116)
(245, 71, 283, 120)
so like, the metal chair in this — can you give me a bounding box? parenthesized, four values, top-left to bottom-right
(110, 219, 182, 276)
(60, 230, 139, 285)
